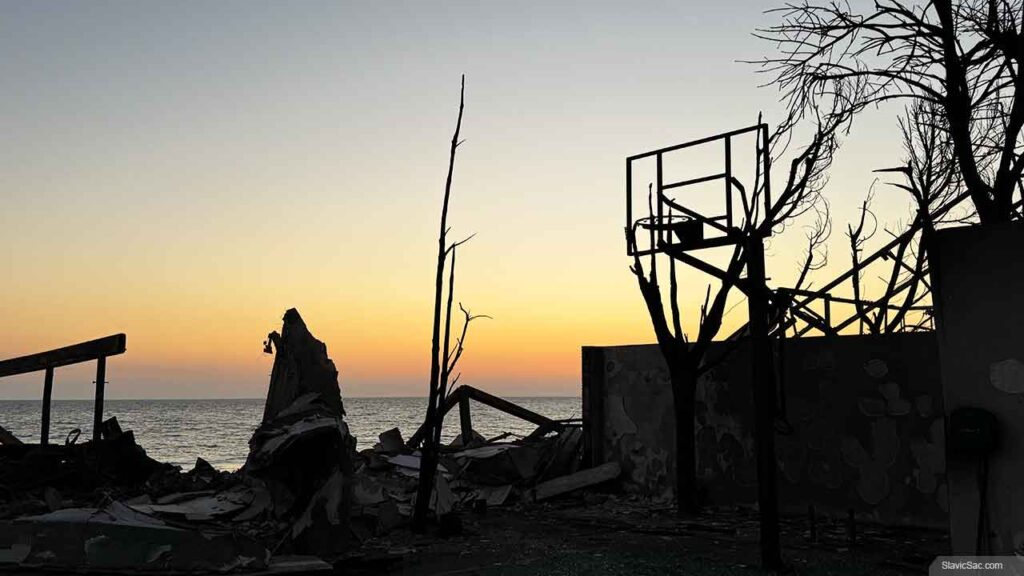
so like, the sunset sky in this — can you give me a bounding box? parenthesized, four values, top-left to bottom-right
(1, 0, 913, 399)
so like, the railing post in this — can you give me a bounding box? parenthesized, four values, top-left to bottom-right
(41, 367, 54, 445)
(93, 356, 106, 442)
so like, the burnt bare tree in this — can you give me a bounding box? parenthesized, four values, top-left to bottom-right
(626, 92, 855, 518)
(759, 0, 1024, 225)
(835, 100, 972, 336)
(413, 75, 487, 531)
(628, 219, 744, 516)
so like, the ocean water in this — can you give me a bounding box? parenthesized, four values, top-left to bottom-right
(0, 397, 581, 471)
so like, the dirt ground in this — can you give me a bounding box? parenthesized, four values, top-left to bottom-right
(337, 494, 949, 576)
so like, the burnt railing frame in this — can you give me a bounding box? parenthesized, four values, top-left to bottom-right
(0, 334, 126, 444)
(407, 385, 564, 449)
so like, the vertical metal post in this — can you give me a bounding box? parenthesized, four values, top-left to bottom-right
(656, 154, 664, 247)
(93, 356, 106, 442)
(41, 367, 54, 445)
(760, 124, 772, 212)
(746, 235, 783, 570)
(725, 136, 733, 229)
(626, 159, 633, 253)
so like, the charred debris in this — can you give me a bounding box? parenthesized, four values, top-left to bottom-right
(0, 309, 608, 573)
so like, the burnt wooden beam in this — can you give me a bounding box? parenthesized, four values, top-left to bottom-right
(407, 385, 564, 449)
(0, 334, 126, 378)
(41, 367, 54, 445)
(464, 386, 561, 431)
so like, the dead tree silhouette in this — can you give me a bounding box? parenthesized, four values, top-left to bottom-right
(626, 84, 857, 567)
(758, 0, 1024, 225)
(774, 99, 1018, 340)
(413, 75, 488, 532)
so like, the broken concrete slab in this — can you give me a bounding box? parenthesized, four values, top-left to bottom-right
(453, 443, 542, 486)
(387, 454, 448, 475)
(252, 555, 334, 574)
(530, 462, 621, 502)
(130, 485, 255, 522)
(470, 484, 512, 507)
(377, 428, 406, 454)
(1, 501, 269, 572)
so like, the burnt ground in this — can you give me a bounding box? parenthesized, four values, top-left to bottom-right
(338, 494, 948, 576)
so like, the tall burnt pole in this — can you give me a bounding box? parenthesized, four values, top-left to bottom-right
(746, 233, 783, 570)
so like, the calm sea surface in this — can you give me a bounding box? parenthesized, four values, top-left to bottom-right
(0, 397, 581, 471)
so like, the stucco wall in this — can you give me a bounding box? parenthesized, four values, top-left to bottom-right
(582, 332, 947, 527)
(931, 222, 1024, 554)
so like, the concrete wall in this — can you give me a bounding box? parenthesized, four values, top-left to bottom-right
(583, 333, 948, 527)
(931, 223, 1024, 554)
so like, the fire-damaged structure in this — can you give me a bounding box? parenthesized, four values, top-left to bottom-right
(0, 309, 611, 573)
(584, 123, 1024, 566)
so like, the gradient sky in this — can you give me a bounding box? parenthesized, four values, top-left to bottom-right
(1, 0, 913, 399)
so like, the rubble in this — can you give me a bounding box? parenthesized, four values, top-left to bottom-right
(376, 428, 405, 454)
(0, 309, 360, 573)
(242, 309, 356, 558)
(0, 309, 618, 574)
(0, 500, 269, 572)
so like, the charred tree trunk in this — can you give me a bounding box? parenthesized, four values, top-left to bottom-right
(670, 360, 699, 516)
(413, 76, 465, 532)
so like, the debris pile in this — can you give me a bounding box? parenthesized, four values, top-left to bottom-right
(0, 308, 620, 573)
(0, 309, 352, 573)
(347, 399, 618, 528)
